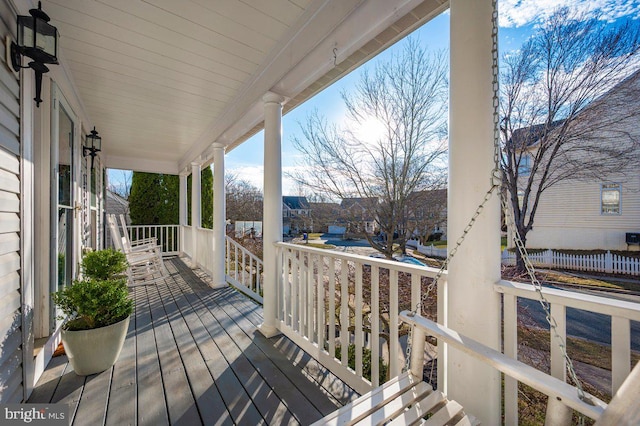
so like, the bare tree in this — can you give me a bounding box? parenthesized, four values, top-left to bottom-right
(225, 173, 263, 224)
(107, 169, 132, 199)
(501, 8, 640, 270)
(292, 39, 448, 259)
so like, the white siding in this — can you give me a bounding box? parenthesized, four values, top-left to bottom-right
(527, 177, 640, 250)
(0, 0, 22, 403)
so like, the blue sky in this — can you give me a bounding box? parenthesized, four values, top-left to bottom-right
(109, 0, 640, 195)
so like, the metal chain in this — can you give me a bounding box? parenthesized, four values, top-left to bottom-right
(403, 3, 591, 411)
(404, 1, 502, 373)
(501, 195, 593, 404)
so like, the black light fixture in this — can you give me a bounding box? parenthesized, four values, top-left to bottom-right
(83, 127, 102, 170)
(10, 1, 59, 107)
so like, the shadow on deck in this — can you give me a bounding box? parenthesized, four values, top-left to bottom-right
(29, 257, 356, 425)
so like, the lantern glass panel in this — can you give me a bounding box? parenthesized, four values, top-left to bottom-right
(35, 20, 58, 59)
(17, 15, 34, 49)
(89, 135, 101, 151)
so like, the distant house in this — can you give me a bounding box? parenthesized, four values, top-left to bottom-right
(405, 189, 447, 242)
(106, 190, 130, 224)
(509, 70, 640, 251)
(105, 190, 131, 248)
(340, 197, 379, 235)
(282, 196, 311, 234)
(309, 202, 342, 233)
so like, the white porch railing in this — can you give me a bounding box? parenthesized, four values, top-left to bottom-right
(225, 236, 263, 303)
(272, 242, 639, 422)
(180, 226, 264, 304)
(126, 224, 180, 255)
(274, 242, 444, 394)
(496, 280, 640, 425)
(502, 249, 640, 275)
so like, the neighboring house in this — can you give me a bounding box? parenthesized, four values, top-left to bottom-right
(309, 202, 341, 233)
(106, 189, 130, 224)
(510, 71, 640, 251)
(340, 197, 379, 235)
(282, 196, 311, 234)
(105, 190, 130, 248)
(405, 189, 448, 242)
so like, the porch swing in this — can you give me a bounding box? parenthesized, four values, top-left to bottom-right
(312, 2, 640, 424)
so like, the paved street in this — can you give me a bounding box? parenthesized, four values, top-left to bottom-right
(519, 291, 640, 351)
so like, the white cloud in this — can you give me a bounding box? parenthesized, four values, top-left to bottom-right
(225, 164, 305, 196)
(500, 0, 640, 28)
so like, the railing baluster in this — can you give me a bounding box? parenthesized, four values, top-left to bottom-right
(550, 304, 567, 382)
(282, 248, 290, 326)
(307, 254, 315, 342)
(317, 255, 325, 353)
(300, 252, 308, 337)
(371, 266, 380, 387)
(328, 259, 336, 359)
(612, 316, 631, 394)
(292, 251, 299, 332)
(340, 259, 349, 367)
(389, 269, 399, 376)
(504, 293, 518, 426)
(355, 261, 363, 378)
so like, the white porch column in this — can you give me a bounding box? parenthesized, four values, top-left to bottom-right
(191, 162, 201, 268)
(447, 0, 501, 424)
(259, 92, 284, 338)
(179, 174, 187, 226)
(212, 143, 227, 288)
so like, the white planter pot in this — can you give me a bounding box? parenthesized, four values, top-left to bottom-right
(61, 316, 130, 376)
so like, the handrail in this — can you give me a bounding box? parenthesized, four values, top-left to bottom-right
(495, 280, 640, 320)
(399, 311, 607, 420)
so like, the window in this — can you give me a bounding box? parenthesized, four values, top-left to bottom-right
(601, 183, 621, 215)
(518, 154, 531, 175)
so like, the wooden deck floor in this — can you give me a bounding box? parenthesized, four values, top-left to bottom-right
(29, 257, 356, 425)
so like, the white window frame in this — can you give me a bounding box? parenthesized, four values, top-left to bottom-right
(600, 183, 621, 215)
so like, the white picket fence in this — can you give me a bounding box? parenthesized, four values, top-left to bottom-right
(501, 249, 640, 276)
(407, 239, 448, 258)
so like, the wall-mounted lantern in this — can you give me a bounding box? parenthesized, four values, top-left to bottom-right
(10, 1, 59, 107)
(83, 127, 102, 170)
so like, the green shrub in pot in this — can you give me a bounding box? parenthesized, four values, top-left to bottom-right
(52, 278, 133, 331)
(81, 248, 128, 281)
(52, 249, 133, 375)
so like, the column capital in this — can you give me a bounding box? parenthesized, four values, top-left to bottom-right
(191, 161, 201, 168)
(211, 142, 226, 150)
(263, 91, 285, 105)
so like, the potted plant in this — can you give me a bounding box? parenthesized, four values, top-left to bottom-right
(52, 249, 132, 375)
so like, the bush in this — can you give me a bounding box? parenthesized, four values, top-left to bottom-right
(335, 343, 388, 385)
(52, 279, 133, 331)
(82, 249, 128, 280)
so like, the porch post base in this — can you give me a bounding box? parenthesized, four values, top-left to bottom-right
(258, 323, 281, 338)
(210, 281, 227, 289)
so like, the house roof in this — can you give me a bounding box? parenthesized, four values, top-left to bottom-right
(106, 189, 131, 224)
(508, 121, 564, 150)
(283, 196, 310, 210)
(508, 68, 640, 151)
(340, 197, 379, 210)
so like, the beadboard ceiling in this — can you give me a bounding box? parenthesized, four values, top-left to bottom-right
(43, 0, 448, 174)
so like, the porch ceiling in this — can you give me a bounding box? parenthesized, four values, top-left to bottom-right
(45, 0, 448, 174)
